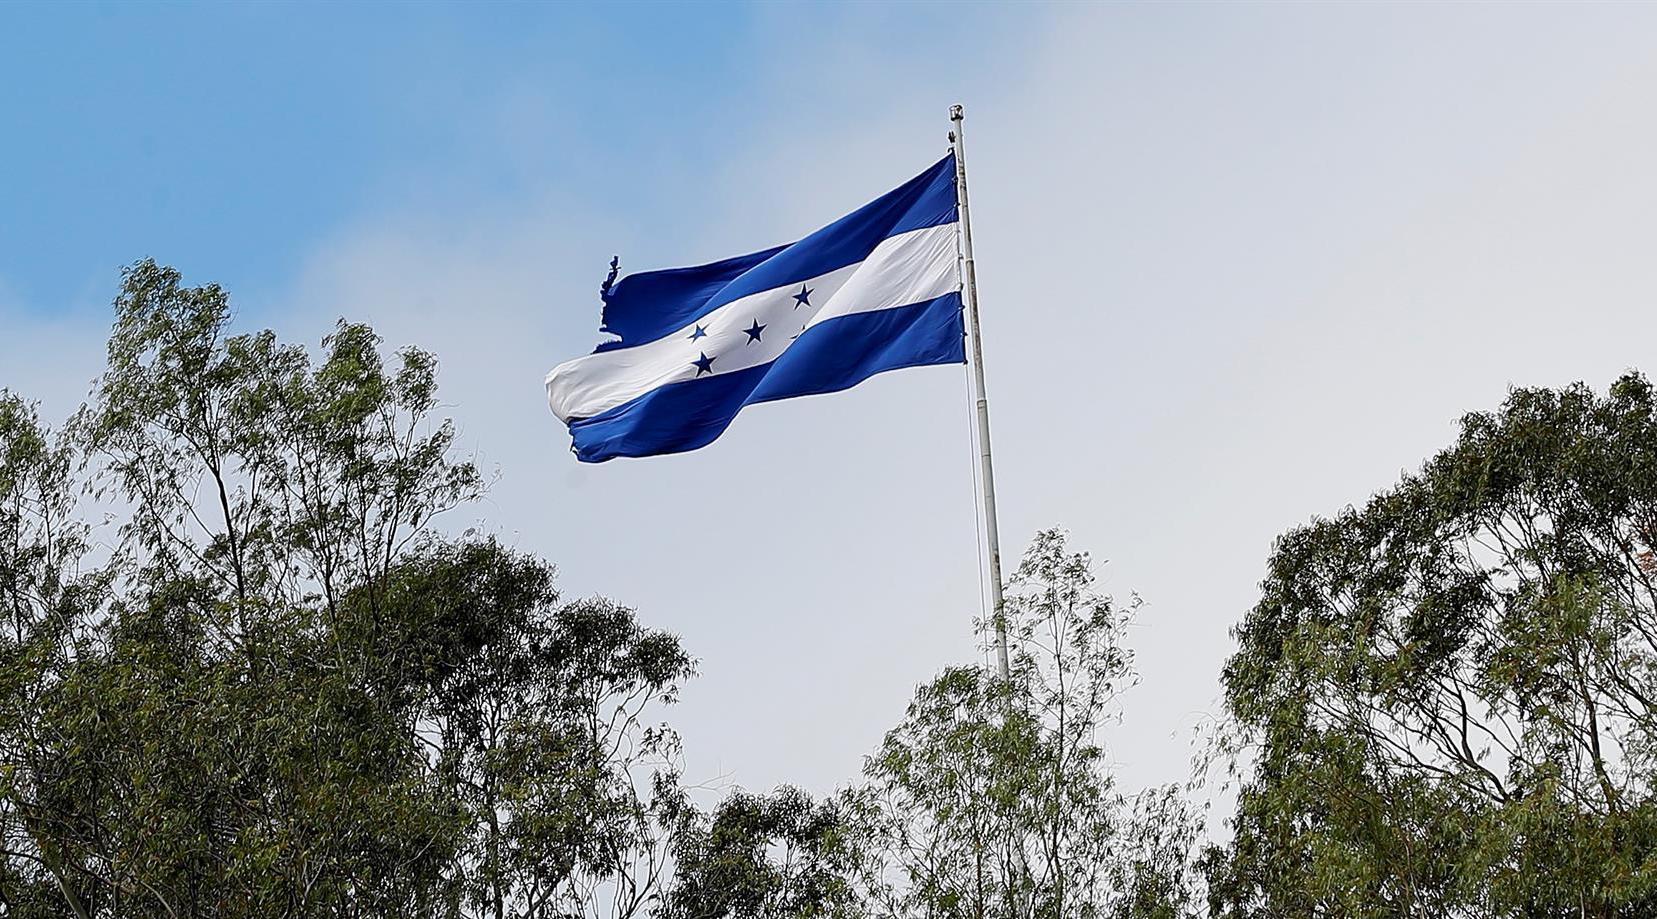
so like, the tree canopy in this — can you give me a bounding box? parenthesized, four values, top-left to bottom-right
(3, 262, 1193, 919)
(22, 259, 1657, 919)
(859, 528, 1202, 919)
(1208, 373, 1657, 918)
(0, 261, 694, 919)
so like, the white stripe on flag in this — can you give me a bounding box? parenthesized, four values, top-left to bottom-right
(546, 221, 959, 422)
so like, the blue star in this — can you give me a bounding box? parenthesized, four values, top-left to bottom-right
(688, 324, 708, 341)
(743, 319, 766, 343)
(792, 284, 813, 309)
(692, 351, 716, 376)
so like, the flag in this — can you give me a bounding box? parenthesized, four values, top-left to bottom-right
(545, 155, 965, 462)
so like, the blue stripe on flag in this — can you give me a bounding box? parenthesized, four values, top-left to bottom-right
(569, 292, 964, 462)
(595, 154, 957, 352)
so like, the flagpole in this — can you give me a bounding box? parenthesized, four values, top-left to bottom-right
(950, 104, 1012, 682)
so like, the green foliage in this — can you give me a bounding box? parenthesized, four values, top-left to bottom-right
(379, 538, 696, 919)
(861, 529, 1202, 919)
(643, 530, 1206, 919)
(84, 259, 483, 622)
(0, 261, 694, 919)
(659, 785, 870, 919)
(1, 259, 1202, 919)
(1209, 373, 1657, 918)
(0, 391, 105, 918)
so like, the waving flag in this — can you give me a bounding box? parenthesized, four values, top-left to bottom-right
(545, 155, 964, 462)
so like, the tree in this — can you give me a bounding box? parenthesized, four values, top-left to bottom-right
(1209, 373, 1657, 918)
(378, 538, 695, 919)
(0, 260, 695, 918)
(0, 391, 105, 918)
(862, 528, 1201, 919)
(658, 785, 870, 919)
(1, 259, 1203, 919)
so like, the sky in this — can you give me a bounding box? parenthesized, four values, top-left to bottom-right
(7, 1, 1657, 819)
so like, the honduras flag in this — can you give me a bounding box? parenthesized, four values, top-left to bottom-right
(545, 155, 964, 462)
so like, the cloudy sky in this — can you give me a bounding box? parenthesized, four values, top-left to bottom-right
(7, 1, 1657, 811)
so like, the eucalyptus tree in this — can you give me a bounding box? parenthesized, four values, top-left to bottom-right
(0, 260, 695, 919)
(0, 392, 105, 918)
(862, 529, 1202, 919)
(1209, 374, 1657, 918)
(0, 259, 1203, 919)
(84, 259, 483, 634)
(377, 538, 695, 919)
(657, 785, 872, 919)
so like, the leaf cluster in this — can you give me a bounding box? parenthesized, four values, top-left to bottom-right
(1210, 373, 1657, 918)
(0, 262, 695, 919)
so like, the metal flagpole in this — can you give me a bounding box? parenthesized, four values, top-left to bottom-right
(949, 104, 1012, 682)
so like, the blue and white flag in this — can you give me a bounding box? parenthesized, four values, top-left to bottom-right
(545, 155, 965, 462)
